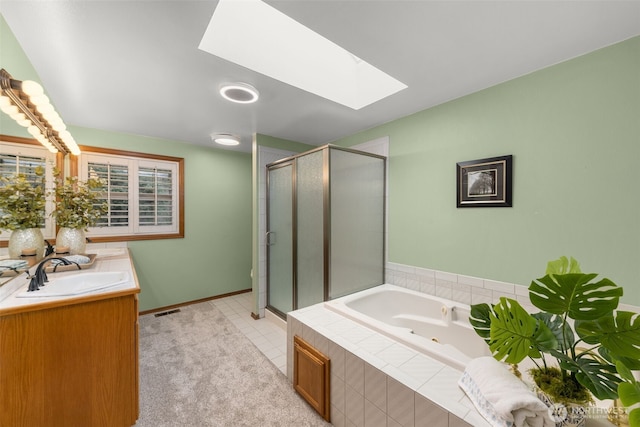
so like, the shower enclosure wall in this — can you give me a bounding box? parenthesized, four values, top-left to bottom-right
(266, 145, 385, 319)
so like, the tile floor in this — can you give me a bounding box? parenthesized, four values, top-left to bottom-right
(211, 291, 288, 374)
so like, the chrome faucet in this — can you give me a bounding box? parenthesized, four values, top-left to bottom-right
(27, 257, 81, 292)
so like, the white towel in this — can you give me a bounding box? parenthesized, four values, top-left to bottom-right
(51, 255, 91, 265)
(458, 357, 553, 427)
(0, 259, 28, 269)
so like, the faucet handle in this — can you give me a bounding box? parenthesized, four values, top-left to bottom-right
(27, 276, 41, 292)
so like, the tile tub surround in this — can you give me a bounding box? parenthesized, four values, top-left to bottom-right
(287, 303, 489, 427)
(385, 262, 640, 314)
(284, 262, 640, 427)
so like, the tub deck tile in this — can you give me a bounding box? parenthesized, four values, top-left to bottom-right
(357, 333, 395, 354)
(416, 366, 469, 416)
(382, 365, 428, 391)
(399, 354, 445, 385)
(376, 343, 417, 367)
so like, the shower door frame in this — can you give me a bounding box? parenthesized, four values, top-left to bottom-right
(265, 159, 297, 319)
(266, 144, 386, 319)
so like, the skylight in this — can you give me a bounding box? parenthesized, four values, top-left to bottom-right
(198, 0, 407, 110)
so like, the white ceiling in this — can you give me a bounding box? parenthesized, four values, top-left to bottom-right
(1, 1, 639, 153)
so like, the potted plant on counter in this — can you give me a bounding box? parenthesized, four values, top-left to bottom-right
(469, 256, 640, 427)
(0, 167, 47, 260)
(51, 170, 107, 255)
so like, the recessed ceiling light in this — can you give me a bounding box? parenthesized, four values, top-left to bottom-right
(211, 134, 240, 146)
(219, 82, 259, 104)
(199, 0, 407, 110)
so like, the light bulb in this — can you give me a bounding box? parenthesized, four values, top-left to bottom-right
(50, 118, 66, 132)
(9, 111, 26, 121)
(27, 125, 42, 138)
(30, 94, 49, 107)
(37, 103, 55, 116)
(0, 95, 12, 108)
(59, 130, 72, 141)
(16, 118, 31, 127)
(21, 80, 44, 97)
(0, 103, 19, 116)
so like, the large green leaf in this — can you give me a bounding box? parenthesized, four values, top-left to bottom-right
(489, 298, 556, 364)
(600, 347, 640, 371)
(529, 273, 622, 320)
(533, 312, 574, 352)
(469, 303, 493, 343)
(616, 360, 637, 383)
(546, 256, 582, 275)
(629, 408, 640, 427)
(576, 311, 640, 359)
(573, 358, 621, 400)
(618, 382, 640, 408)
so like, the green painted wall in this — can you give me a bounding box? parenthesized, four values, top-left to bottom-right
(335, 36, 640, 305)
(74, 127, 253, 312)
(255, 134, 315, 153)
(1, 16, 253, 311)
(0, 14, 41, 138)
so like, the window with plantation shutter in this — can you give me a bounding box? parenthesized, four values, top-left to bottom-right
(78, 148, 183, 241)
(89, 161, 130, 228)
(138, 166, 174, 228)
(0, 139, 56, 241)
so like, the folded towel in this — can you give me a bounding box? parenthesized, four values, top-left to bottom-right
(51, 255, 91, 265)
(458, 357, 553, 427)
(0, 259, 28, 270)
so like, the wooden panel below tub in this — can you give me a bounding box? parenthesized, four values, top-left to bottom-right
(293, 335, 330, 422)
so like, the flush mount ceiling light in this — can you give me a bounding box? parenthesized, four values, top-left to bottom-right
(199, 0, 407, 110)
(219, 82, 259, 104)
(211, 134, 240, 146)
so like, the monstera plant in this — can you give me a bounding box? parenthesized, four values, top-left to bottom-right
(469, 256, 640, 409)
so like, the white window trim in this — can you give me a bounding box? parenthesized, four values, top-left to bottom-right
(78, 150, 182, 240)
(134, 159, 179, 235)
(0, 140, 56, 241)
(80, 152, 135, 237)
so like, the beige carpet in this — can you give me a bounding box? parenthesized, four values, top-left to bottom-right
(134, 301, 331, 427)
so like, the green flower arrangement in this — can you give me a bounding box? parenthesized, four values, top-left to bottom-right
(51, 170, 108, 230)
(0, 167, 47, 230)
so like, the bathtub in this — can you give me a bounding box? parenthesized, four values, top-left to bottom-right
(324, 284, 490, 370)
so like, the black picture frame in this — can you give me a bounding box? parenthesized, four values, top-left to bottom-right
(456, 155, 512, 208)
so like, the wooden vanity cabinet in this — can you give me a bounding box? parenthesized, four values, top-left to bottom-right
(0, 291, 139, 427)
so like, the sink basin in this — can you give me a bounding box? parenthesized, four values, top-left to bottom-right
(17, 271, 129, 298)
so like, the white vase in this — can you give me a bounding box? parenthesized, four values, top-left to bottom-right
(535, 388, 588, 427)
(8, 228, 45, 261)
(56, 227, 87, 255)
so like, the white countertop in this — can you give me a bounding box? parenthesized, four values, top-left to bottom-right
(0, 248, 139, 315)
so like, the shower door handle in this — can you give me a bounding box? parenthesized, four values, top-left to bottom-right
(266, 231, 276, 245)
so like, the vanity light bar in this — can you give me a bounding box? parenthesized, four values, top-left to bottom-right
(0, 69, 81, 156)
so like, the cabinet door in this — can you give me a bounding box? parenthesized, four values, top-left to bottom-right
(0, 295, 139, 427)
(293, 335, 330, 421)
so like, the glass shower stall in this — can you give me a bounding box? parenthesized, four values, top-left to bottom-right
(266, 145, 386, 319)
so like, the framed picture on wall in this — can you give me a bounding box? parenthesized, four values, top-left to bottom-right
(456, 155, 512, 208)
